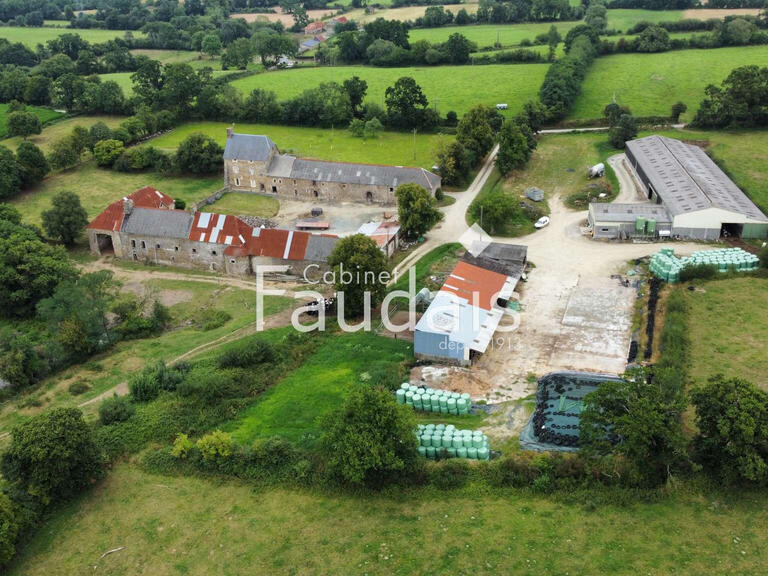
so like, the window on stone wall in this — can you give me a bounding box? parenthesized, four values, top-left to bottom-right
(141, 241, 146, 249)
(174, 246, 179, 252)
(156, 244, 160, 249)
(212, 250, 217, 256)
(235, 178, 240, 186)
(230, 259, 236, 264)
(131, 240, 136, 248)
(192, 248, 197, 254)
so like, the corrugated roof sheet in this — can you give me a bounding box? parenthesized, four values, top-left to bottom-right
(121, 208, 193, 238)
(223, 134, 277, 162)
(626, 136, 767, 221)
(589, 202, 672, 223)
(190, 212, 250, 246)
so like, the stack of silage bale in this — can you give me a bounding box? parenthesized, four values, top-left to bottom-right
(396, 383, 470, 415)
(416, 423, 490, 460)
(650, 247, 760, 283)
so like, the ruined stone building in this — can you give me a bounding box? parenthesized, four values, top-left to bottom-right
(222, 130, 441, 205)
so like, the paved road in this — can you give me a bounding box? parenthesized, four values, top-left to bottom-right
(538, 123, 685, 135)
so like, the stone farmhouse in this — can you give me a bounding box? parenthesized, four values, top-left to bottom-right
(222, 130, 441, 205)
(87, 187, 339, 278)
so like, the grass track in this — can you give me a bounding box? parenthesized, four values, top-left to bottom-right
(230, 63, 550, 116)
(569, 45, 768, 122)
(150, 121, 450, 168)
(9, 462, 768, 575)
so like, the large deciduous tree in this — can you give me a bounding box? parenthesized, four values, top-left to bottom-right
(395, 183, 440, 239)
(41, 190, 89, 246)
(174, 132, 223, 174)
(327, 234, 389, 318)
(15, 141, 49, 189)
(321, 386, 418, 487)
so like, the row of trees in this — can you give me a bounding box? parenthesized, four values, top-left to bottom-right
(693, 65, 768, 128)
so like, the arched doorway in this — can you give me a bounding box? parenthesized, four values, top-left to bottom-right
(365, 191, 374, 203)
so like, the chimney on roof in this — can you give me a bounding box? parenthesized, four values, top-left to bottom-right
(226, 126, 234, 139)
(123, 198, 134, 216)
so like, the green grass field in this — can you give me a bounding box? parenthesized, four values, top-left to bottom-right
(150, 121, 450, 168)
(207, 191, 280, 217)
(0, 26, 143, 47)
(1, 114, 123, 152)
(606, 8, 684, 31)
(683, 277, 768, 390)
(0, 104, 64, 139)
(225, 331, 412, 446)
(0, 278, 292, 435)
(409, 21, 582, 48)
(99, 69, 232, 96)
(569, 45, 768, 122)
(9, 161, 222, 227)
(230, 63, 550, 116)
(9, 462, 768, 575)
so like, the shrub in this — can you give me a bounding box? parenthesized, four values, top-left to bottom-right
(175, 364, 238, 402)
(129, 361, 184, 402)
(0, 493, 19, 566)
(171, 433, 195, 459)
(68, 381, 90, 396)
(196, 308, 232, 331)
(760, 246, 768, 269)
(427, 459, 470, 489)
(218, 340, 275, 369)
(93, 139, 124, 167)
(679, 263, 718, 282)
(98, 393, 135, 425)
(196, 430, 233, 463)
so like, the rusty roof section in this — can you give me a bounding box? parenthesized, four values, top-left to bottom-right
(88, 186, 174, 232)
(439, 261, 510, 312)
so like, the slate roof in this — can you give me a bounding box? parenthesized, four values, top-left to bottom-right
(269, 157, 441, 191)
(121, 207, 194, 238)
(223, 134, 277, 162)
(626, 136, 767, 221)
(589, 203, 672, 223)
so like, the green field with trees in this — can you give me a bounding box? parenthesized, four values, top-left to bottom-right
(230, 64, 550, 117)
(1, 115, 122, 152)
(150, 121, 450, 168)
(0, 104, 63, 138)
(0, 26, 144, 47)
(569, 45, 768, 121)
(409, 21, 581, 48)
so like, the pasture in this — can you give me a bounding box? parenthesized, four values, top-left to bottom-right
(230, 63, 550, 116)
(9, 161, 222, 226)
(99, 69, 233, 96)
(0, 104, 63, 138)
(0, 26, 143, 47)
(683, 277, 768, 390)
(1, 114, 123, 152)
(569, 45, 768, 121)
(9, 462, 768, 575)
(224, 331, 413, 446)
(207, 192, 279, 217)
(606, 8, 683, 31)
(150, 121, 451, 168)
(409, 21, 581, 48)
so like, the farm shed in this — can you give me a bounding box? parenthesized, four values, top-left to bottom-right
(623, 135, 768, 240)
(414, 243, 526, 366)
(588, 203, 673, 240)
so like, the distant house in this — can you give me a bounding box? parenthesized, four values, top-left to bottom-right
(88, 187, 339, 277)
(327, 16, 349, 33)
(357, 220, 401, 257)
(303, 21, 324, 35)
(223, 130, 441, 205)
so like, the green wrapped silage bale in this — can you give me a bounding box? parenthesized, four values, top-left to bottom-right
(426, 447, 435, 459)
(442, 435, 453, 448)
(467, 447, 478, 460)
(425, 424, 435, 433)
(431, 435, 442, 448)
(447, 398, 457, 413)
(418, 446, 426, 457)
(396, 389, 406, 404)
(452, 437, 462, 449)
(478, 447, 489, 461)
(451, 392, 460, 400)
(405, 391, 413, 405)
(457, 447, 467, 458)
(430, 395, 440, 409)
(400, 383, 410, 391)
(424, 387, 434, 396)
(462, 436, 473, 449)
(408, 385, 417, 393)
(440, 406, 448, 414)
(472, 436, 484, 449)
(412, 393, 422, 410)
(447, 447, 457, 458)
(439, 396, 448, 409)
(435, 424, 445, 432)
(420, 434, 431, 447)
(456, 398, 467, 412)
(446, 424, 455, 432)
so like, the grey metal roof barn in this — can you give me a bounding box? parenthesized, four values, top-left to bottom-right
(589, 203, 671, 223)
(223, 134, 277, 162)
(121, 207, 194, 238)
(620, 135, 768, 241)
(625, 136, 767, 221)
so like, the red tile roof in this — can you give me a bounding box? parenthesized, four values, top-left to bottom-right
(88, 186, 174, 231)
(439, 261, 509, 311)
(225, 228, 334, 261)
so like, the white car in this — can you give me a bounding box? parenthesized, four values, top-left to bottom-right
(534, 216, 550, 229)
